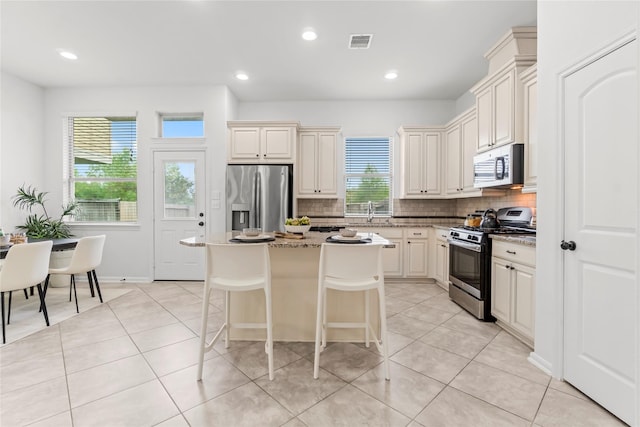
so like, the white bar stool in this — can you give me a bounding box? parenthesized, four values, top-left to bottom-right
(197, 243, 274, 381)
(313, 242, 390, 380)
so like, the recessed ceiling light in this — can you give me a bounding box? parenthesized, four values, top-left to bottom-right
(302, 28, 317, 41)
(384, 71, 398, 80)
(235, 72, 249, 81)
(58, 50, 78, 60)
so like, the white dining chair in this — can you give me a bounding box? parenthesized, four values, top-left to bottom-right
(197, 243, 274, 381)
(313, 242, 390, 380)
(47, 235, 106, 313)
(0, 240, 53, 344)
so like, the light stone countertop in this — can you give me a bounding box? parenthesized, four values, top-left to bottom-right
(180, 231, 394, 248)
(490, 234, 537, 247)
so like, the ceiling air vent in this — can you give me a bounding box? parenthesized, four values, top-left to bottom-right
(349, 34, 373, 49)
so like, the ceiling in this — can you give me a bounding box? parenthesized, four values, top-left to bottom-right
(1, 1, 537, 102)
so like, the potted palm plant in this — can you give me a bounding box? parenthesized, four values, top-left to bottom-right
(12, 185, 77, 238)
(12, 185, 78, 286)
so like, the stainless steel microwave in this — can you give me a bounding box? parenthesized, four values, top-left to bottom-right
(473, 143, 524, 189)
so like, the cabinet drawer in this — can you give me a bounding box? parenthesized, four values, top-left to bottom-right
(405, 228, 429, 239)
(434, 227, 450, 242)
(492, 240, 535, 266)
(365, 228, 403, 239)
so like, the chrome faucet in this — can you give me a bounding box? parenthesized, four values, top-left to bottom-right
(367, 201, 374, 223)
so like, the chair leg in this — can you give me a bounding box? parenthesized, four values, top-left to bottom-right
(364, 289, 370, 348)
(92, 270, 103, 303)
(321, 287, 328, 349)
(313, 284, 324, 379)
(87, 271, 95, 298)
(7, 291, 12, 325)
(23, 288, 29, 300)
(378, 286, 390, 381)
(71, 274, 79, 313)
(40, 275, 50, 313)
(264, 287, 274, 380)
(37, 283, 50, 327)
(224, 290, 230, 349)
(1, 292, 6, 344)
(69, 275, 73, 302)
(197, 284, 212, 381)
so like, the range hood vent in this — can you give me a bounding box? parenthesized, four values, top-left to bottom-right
(349, 34, 373, 49)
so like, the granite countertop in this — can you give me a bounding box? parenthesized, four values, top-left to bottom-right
(180, 231, 395, 249)
(490, 234, 536, 247)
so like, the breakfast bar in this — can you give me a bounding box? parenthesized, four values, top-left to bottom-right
(180, 231, 393, 342)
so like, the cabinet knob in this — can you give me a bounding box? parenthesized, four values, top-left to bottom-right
(255, 154, 259, 157)
(263, 154, 267, 157)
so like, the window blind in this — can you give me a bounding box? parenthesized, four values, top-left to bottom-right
(344, 137, 392, 216)
(67, 116, 138, 222)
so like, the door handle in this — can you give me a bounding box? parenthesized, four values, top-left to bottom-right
(560, 240, 577, 251)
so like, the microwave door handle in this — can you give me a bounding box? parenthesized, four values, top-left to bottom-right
(495, 157, 506, 180)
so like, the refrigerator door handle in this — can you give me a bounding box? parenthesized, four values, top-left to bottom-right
(254, 171, 262, 228)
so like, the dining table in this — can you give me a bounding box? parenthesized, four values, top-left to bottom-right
(0, 237, 78, 260)
(180, 231, 393, 342)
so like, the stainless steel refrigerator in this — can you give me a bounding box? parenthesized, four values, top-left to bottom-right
(226, 164, 293, 232)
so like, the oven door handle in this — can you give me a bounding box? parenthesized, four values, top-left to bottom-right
(448, 239, 482, 253)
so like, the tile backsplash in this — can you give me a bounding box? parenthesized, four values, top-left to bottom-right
(297, 190, 536, 221)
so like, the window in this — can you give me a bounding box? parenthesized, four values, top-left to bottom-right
(66, 116, 138, 222)
(159, 113, 204, 137)
(344, 137, 392, 216)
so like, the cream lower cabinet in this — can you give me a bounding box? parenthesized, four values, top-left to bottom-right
(432, 228, 450, 290)
(297, 127, 339, 198)
(365, 228, 403, 278)
(227, 121, 298, 163)
(491, 239, 536, 347)
(405, 228, 429, 277)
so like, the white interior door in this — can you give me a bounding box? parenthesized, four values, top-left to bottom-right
(563, 38, 637, 425)
(153, 151, 206, 280)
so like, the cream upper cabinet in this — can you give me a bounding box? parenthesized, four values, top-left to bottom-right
(297, 127, 340, 198)
(398, 127, 442, 198)
(470, 27, 536, 153)
(521, 64, 537, 193)
(227, 121, 298, 163)
(490, 239, 536, 347)
(444, 108, 481, 198)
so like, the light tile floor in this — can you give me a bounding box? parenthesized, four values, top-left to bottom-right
(0, 281, 628, 426)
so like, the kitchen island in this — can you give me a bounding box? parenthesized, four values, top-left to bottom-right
(180, 231, 393, 342)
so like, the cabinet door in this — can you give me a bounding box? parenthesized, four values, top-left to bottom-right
(434, 240, 447, 283)
(405, 133, 425, 195)
(261, 127, 293, 161)
(230, 127, 261, 161)
(316, 133, 337, 195)
(445, 126, 462, 195)
(493, 71, 515, 147)
(298, 133, 317, 195)
(382, 238, 403, 277)
(524, 77, 538, 190)
(476, 87, 492, 152)
(406, 239, 428, 277)
(511, 263, 535, 340)
(491, 257, 512, 323)
(461, 115, 480, 194)
(424, 133, 441, 195)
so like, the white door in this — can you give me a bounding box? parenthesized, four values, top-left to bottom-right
(153, 151, 206, 280)
(563, 38, 637, 425)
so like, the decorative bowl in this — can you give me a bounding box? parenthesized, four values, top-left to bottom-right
(340, 228, 358, 237)
(242, 228, 262, 237)
(284, 224, 311, 234)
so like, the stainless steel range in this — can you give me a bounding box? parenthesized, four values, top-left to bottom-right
(448, 207, 535, 320)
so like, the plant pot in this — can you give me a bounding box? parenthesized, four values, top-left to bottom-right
(48, 249, 74, 288)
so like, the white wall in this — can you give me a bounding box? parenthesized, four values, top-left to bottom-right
(237, 99, 456, 135)
(535, 0, 638, 383)
(0, 72, 46, 232)
(43, 85, 230, 281)
(454, 90, 475, 116)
